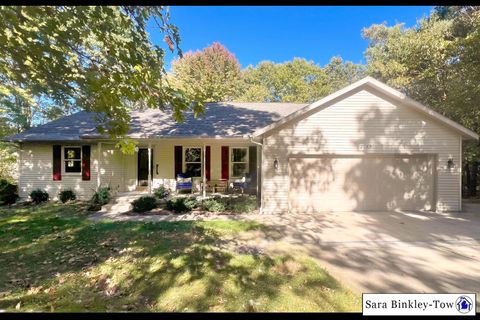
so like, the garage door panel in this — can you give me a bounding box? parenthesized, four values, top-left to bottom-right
(289, 156, 434, 213)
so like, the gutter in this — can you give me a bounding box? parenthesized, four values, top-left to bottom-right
(248, 134, 264, 215)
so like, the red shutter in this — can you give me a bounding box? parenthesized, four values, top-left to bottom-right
(53, 145, 61, 181)
(174, 146, 183, 178)
(206, 146, 211, 181)
(82, 145, 91, 181)
(221, 146, 229, 180)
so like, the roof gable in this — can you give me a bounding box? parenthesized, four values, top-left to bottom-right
(253, 77, 479, 140)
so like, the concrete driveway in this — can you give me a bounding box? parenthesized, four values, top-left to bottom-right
(236, 202, 480, 309)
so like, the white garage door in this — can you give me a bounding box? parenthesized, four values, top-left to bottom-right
(289, 155, 435, 212)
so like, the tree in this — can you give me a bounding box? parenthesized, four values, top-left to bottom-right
(323, 56, 366, 92)
(170, 42, 241, 103)
(362, 7, 480, 196)
(0, 6, 192, 154)
(235, 58, 328, 103)
(235, 57, 364, 103)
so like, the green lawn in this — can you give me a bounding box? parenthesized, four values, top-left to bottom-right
(0, 202, 361, 312)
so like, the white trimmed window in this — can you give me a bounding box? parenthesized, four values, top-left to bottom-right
(64, 146, 82, 174)
(184, 147, 202, 177)
(231, 147, 248, 178)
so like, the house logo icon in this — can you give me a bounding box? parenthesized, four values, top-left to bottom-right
(455, 295, 473, 314)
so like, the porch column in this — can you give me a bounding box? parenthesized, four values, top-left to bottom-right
(97, 142, 102, 189)
(148, 144, 152, 194)
(203, 143, 206, 198)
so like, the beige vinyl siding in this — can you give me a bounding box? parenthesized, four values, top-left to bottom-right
(98, 144, 128, 194)
(262, 88, 462, 214)
(18, 143, 98, 200)
(18, 142, 132, 200)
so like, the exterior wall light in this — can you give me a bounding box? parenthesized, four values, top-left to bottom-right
(447, 157, 455, 169)
(273, 158, 279, 171)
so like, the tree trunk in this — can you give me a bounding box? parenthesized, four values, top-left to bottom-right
(471, 161, 478, 197)
(464, 162, 471, 198)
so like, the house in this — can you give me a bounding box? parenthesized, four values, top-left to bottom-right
(5, 77, 478, 213)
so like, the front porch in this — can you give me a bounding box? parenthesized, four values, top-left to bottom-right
(115, 138, 261, 199)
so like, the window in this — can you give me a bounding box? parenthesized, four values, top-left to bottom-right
(64, 147, 82, 173)
(184, 147, 202, 177)
(231, 147, 248, 178)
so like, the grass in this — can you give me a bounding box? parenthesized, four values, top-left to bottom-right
(0, 202, 361, 312)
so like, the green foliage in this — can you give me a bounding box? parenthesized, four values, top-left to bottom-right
(131, 196, 157, 213)
(228, 195, 257, 213)
(165, 197, 189, 213)
(29, 189, 49, 204)
(171, 42, 241, 104)
(59, 189, 76, 203)
(200, 195, 257, 213)
(184, 196, 199, 210)
(0, 6, 192, 153)
(88, 186, 111, 211)
(235, 57, 364, 103)
(0, 179, 18, 205)
(153, 185, 170, 200)
(201, 197, 227, 212)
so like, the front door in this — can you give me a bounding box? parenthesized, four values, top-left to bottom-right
(137, 148, 151, 186)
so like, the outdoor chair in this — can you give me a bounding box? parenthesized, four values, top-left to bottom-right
(176, 173, 193, 194)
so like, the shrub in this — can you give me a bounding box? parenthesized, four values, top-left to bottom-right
(165, 198, 189, 213)
(184, 196, 199, 210)
(154, 185, 170, 200)
(230, 195, 257, 213)
(132, 196, 157, 213)
(59, 189, 76, 203)
(202, 198, 227, 212)
(0, 179, 18, 205)
(88, 186, 111, 211)
(30, 189, 49, 204)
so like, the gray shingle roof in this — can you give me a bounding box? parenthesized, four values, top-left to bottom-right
(4, 102, 307, 142)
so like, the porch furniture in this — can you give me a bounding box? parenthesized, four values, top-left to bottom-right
(205, 179, 228, 193)
(176, 173, 193, 194)
(230, 176, 249, 194)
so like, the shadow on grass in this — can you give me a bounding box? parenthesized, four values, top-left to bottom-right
(0, 202, 358, 312)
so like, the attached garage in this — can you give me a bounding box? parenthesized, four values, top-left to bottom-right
(288, 155, 435, 212)
(256, 77, 479, 214)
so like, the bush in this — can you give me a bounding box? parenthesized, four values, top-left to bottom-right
(88, 186, 111, 211)
(184, 196, 198, 210)
(165, 198, 190, 213)
(30, 189, 49, 204)
(230, 195, 257, 213)
(59, 189, 76, 203)
(132, 196, 157, 213)
(202, 198, 227, 212)
(0, 179, 18, 205)
(154, 185, 170, 200)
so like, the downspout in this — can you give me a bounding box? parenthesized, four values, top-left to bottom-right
(248, 135, 264, 214)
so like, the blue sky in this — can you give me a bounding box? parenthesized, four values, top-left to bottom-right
(150, 6, 433, 70)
